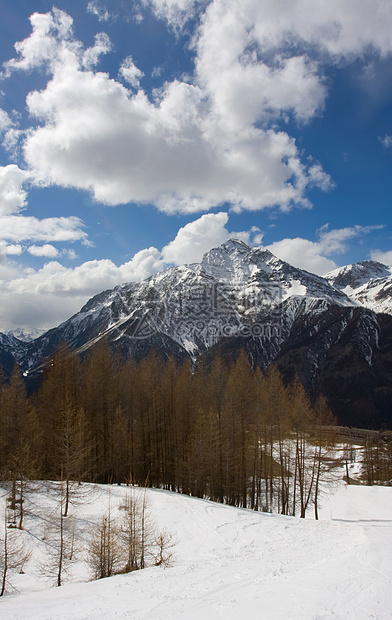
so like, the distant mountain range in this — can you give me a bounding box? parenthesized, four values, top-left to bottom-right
(1, 239, 392, 428)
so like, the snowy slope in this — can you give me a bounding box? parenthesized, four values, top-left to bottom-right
(325, 260, 392, 315)
(1, 482, 392, 619)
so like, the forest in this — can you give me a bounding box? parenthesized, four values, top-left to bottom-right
(0, 340, 390, 524)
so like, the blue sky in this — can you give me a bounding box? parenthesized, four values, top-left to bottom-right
(0, 0, 392, 332)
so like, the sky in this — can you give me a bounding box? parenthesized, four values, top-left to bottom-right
(0, 0, 392, 333)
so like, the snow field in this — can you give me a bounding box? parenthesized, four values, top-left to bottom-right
(0, 481, 392, 619)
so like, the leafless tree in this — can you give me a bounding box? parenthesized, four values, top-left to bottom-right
(0, 503, 31, 596)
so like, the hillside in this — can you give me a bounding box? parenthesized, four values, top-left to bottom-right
(1, 482, 392, 619)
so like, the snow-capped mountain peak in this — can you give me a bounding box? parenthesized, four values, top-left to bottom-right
(325, 260, 392, 290)
(200, 239, 275, 283)
(325, 260, 392, 315)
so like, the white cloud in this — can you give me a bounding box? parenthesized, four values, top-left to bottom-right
(370, 250, 392, 266)
(3, 8, 74, 75)
(266, 237, 337, 275)
(2, 128, 24, 155)
(16, 0, 391, 224)
(22, 61, 326, 212)
(0, 165, 29, 216)
(0, 289, 88, 333)
(0, 215, 88, 244)
(380, 135, 392, 149)
(266, 224, 384, 275)
(0, 242, 23, 257)
(193, 0, 392, 141)
(4, 245, 23, 256)
(82, 32, 112, 69)
(28, 244, 59, 258)
(87, 1, 111, 22)
(141, 0, 206, 30)
(162, 212, 230, 264)
(119, 56, 144, 88)
(65, 249, 78, 260)
(2, 7, 336, 214)
(316, 224, 384, 254)
(0, 108, 13, 133)
(161, 211, 263, 264)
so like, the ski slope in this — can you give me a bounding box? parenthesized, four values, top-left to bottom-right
(1, 482, 392, 619)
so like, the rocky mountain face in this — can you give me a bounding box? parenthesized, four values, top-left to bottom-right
(0, 333, 20, 378)
(1, 240, 392, 427)
(325, 260, 392, 315)
(208, 305, 392, 428)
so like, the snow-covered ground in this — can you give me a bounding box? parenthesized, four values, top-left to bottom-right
(1, 480, 392, 619)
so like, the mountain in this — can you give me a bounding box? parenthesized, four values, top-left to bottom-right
(208, 305, 392, 428)
(1, 239, 392, 427)
(7, 327, 46, 342)
(13, 239, 353, 369)
(0, 333, 19, 378)
(325, 260, 392, 315)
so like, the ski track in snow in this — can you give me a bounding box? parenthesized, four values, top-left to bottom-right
(1, 484, 392, 619)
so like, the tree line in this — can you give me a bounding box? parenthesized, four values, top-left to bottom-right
(1, 341, 341, 519)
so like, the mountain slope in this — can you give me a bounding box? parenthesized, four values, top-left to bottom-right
(0, 333, 19, 378)
(325, 260, 392, 315)
(1, 484, 392, 620)
(18, 239, 354, 371)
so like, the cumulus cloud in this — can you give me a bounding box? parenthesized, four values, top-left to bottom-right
(28, 244, 59, 258)
(0, 242, 23, 256)
(266, 238, 337, 275)
(2, 6, 338, 214)
(5, 245, 23, 256)
(119, 56, 144, 88)
(82, 32, 112, 69)
(162, 211, 262, 264)
(0, 215, 88, 244)
(0, 165, 29, 216)
(65, 249, 78, 260)
(370, 250, 392, 266)
(23, 64, 326, 212)
(3, 8, 74, 75)
(2, 4, 390, 216)
(162, 212, 231, 264)
(0, 109, 13, 133)
(266, 224, 384, 275)
(140, 0, 206, 30)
